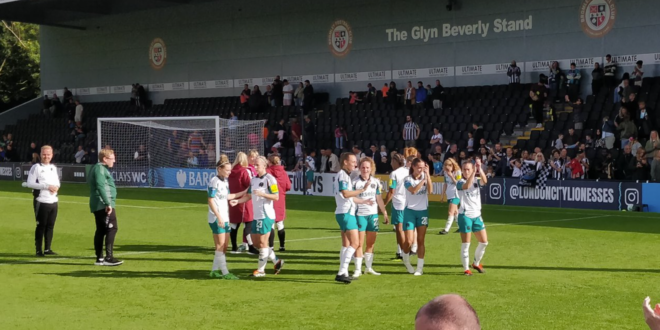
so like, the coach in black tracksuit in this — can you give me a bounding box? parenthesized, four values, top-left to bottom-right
(26, 146, 60, 257)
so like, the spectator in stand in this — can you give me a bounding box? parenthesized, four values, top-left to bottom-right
(404, 81, 416, 110)
(386, 81, 398, 110)
(652, 151, 660, 182)
(186, 151, 199, 168)
(272, 76, 283, 107)
(366, 83, 377, 102)
(565, 63, 581, 103)
(549, 150, 563, 179)
(282, 79, 293, 106)
(42, 95, 52, 117)
(530, 74, 548, 128)
(624, 93, 639, 119)
(632, 60, 644, 89)
(377, 146, 391, 174)
(458, 150, 468, 165)
(432, 80, 444, 110)
(490, 144, 504, 173)
(645, 131, 660, 166)
(548, 61, 564, 103)
(631, 136, 643, 156)
(478, 138, 490, 151)
(74, 100, 83, 123)
(601, 116, 616, 149)
(188, 130, 206, 154)
(572, 98, 584, 130)
(591, 62, 604, 96)
(352, 145, 365, 160)
(265, 85, 273, 107)
(197, 149, 209, 168)
(134, 145, 148, 164)
(430, 127, 443, 150)
(564, 128, 579, 149)
(51, 94, 62, 117)
(510, 159, 523, 178)
(137, 83, 147, 109)
(381, 83, 389, 101)
(65, 99, 75, 121)
(63, 87, 73, 103)
(73, 122, 86, 144)
(249, 85, 262, 113)
(472, 123, 484, 145)
(0, 146, 5, 161)
(467, 132, 474, 153)
(290, 118, 302, 142)
(294, 82, 304, 108)
(569, 152, 585, 179)
(302, 80, 314, 114)
(26, 142, 39, 161)
(630, 148, 650, 181)
(167, 130, 180, 152)
(274, 119, 286, 143)
(335, 125, 347, 150)
(403, 115, 420, 148)
(415, 81, 427, 109)
(240, 84, 251, 110)
(206, 144, 216, 164)
(501, 147, 514, 177)
(366, 145, 379, 162)
(31, 152, 40, 164)
(4, 144, 17, 161)
(584, 134, 595, 149)
(604, 54, 617, 92)
(304, 115, 316, 149)
(320, 148, 340, 173)
(615, 144, 634, 180)
(349, 91, 362, 104)
(507, 60, 521, 84)
(616, 116, 637, 149)
(637, 101, 651, 141)
(444, 143, 458, 163)
(73, 146, 86, 164)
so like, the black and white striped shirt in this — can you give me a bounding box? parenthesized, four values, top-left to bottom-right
(403, 122, 419, 141)
(507, 66, 521, 84)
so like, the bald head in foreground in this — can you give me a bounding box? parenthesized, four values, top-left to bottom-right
(415, 294, 480, 330)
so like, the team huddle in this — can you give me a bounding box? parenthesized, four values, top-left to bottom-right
(204, 146, 491, 282)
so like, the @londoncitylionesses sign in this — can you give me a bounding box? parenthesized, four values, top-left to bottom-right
(149, 38, 167, 70)
(580, 0, 616, 38)
(328, 20, 353, 58)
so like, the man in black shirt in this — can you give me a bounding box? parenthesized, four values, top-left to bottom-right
(304, 115, 316, 149)
(303, 80, 314, 114)
(432, 80, 444, 110)
(472, 123, 484, 145)
(272, 76, 283, 107)
(530, 74, 548, 128)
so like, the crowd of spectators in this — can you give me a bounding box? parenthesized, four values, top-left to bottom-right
(240, 76, 315, 114)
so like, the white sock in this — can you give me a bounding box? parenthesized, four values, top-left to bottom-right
(218, 251, 229, 275)
(416, 258, 425, 272)
(354, 257, 363, 273)
(397, 245, 402, 254)
(268, 248, 278, 262)
(402, 252, 412, 269)
(411, 244, 418, 253)
(364, 253, 374, 269)
(212, 251, 221, 271)
(340, 246, 347, 261)
(444, 216, 455, 232)
(338, 247, 356, 275)
(258, 248, 269, 272)
(246, 235, 253, 246)
(461, 243, 470, 271)
(474, 242, 488, 266)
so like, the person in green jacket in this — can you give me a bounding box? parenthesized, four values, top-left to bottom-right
(88, 148, 123, 266)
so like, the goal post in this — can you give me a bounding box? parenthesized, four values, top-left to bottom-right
(97, 116, 266, 189)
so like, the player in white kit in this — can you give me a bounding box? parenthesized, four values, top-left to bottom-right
(384, 153, 408, 260)
(232, 156, 284, 277)
(352, 157, 389, 277)
(208, 155, 247, 280)
(456, 159, 488, 276)
(334, 153, 374, 284)
(402, 158, 433, 276)
(440, 158, 461, 235)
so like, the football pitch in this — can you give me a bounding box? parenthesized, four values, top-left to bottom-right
(0, 181, 658, 330)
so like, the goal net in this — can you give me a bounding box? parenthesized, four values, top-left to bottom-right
(97, 116, 266, 188)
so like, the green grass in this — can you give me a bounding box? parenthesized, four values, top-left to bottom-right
(1, 180, 659, 330)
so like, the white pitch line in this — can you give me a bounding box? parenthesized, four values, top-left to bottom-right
(0, 214, 608, 266)
(0, 196, 199, 209)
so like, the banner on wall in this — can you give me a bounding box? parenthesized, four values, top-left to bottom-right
(189, 80, 234, 90)
(148, 82, 189, 92)
(484, 177, 643, 211)
(524, 57, 602, 72)
(334, 71, 392, 83)
(392, 67, 454, 80)
(455, 63, 517, 76)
